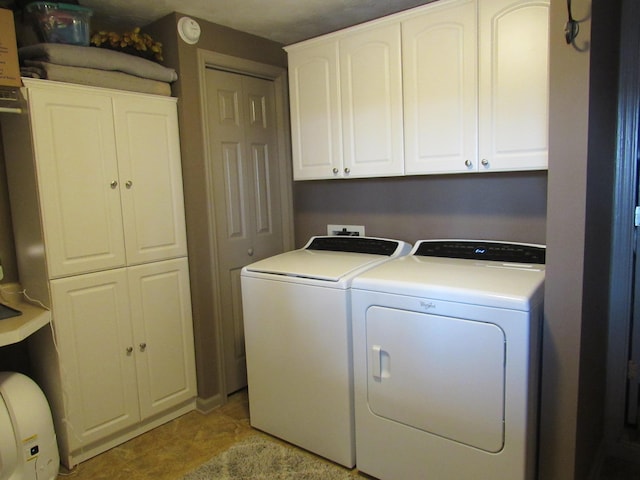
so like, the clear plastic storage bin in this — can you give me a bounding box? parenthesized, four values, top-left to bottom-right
(26, 2, 93, 46)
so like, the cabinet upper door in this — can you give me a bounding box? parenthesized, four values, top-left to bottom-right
(112, 94, 188, 264)
(50, 269, 139, 450)
(339, 23, 404, 178)
(287, 40, 343, 180)
(478, 0, 550, 171)
(403, 0, 477, 174)
(128, 258, 196, 419)
(28, 85, 126, 278)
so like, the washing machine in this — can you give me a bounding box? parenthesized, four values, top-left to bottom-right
(240, 236, 411, 468)
(351, 240, 545, 480)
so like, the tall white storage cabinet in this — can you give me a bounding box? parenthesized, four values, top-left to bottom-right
(1, 79, 196, 468)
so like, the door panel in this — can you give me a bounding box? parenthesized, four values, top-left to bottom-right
(339, 23, 404, 177)
(366, 306, 506, 453)
(113, 95, 188, 264)
(28, 87, 125, 277)
(205, 68, 285, 394)
(478, 0, 549, 171)
(50, 269, 138, 449)
(287, 40, 342, 179)
(403, 0, 477, 174)
(128, 259, 196, 419)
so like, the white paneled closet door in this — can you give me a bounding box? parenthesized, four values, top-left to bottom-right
(205, 67, 285, 394)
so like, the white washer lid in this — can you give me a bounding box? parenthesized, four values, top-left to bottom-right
(243, 249, 393, 282)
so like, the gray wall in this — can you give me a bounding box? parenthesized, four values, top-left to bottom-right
(293, 172, 547, 246)
(541, 0, 618, 478)
(144, 14, 287, 407)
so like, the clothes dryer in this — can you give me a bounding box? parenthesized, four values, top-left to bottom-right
(351, 240, 545, 480)
(241, 236, 411, 468)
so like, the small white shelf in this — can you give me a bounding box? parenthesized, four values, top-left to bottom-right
(0, 286, 50, 347)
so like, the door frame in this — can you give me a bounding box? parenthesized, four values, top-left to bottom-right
(196, 49, 295, 404)
(606, 0, 640, 460)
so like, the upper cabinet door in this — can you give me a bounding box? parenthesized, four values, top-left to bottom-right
(287, 40, 343, 180)
(403, 0, 477, 174)
(340, 23, 404, 178)
(478, 0, 550, 172)
(28, 85, 126, 278)
(113, 94, 188, 264)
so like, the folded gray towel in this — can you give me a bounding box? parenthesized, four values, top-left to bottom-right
(19, 43, 178, 83)
(22, 60, 173, 96)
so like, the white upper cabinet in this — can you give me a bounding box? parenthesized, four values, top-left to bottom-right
(286, 0, 549, 179)
(403, 0, 477, 174)
(25, 80, 188, 277)
(287, 40, 342, 180)
(339, 23, 404, 178)
(286, 21, 404, 180)
(478, 0, 550, 172)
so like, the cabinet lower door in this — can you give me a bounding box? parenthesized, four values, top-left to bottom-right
(51, 269, 139, 450)
(127, 258, 197, 419)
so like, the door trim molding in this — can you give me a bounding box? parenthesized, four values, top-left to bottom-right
(196, 49, 294, 400)
(606, 0, 640, 459)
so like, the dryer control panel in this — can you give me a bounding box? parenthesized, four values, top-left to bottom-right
(413, 240, 546, 264)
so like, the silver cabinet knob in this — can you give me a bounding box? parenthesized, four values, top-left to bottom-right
(126, 346, 133, 354)
(248, 248, 254, 256)
(139, 342, 147, 351)
(464, 160, 472, 167)
(110, 180, 118, 189)
(344, 167, 350, 174)
(125, 180, 133, 189)
(481, 159, 489, 167)
(332, 168, 339, 174)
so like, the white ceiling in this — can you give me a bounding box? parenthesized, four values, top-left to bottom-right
(78, 0, 435, 45)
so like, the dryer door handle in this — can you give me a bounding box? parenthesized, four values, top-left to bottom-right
(371, 345, 382, 379)
(371, 345, 390, 380)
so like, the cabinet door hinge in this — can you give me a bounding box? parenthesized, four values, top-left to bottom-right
(635, 206, 640, 227)
(628, 360, 639, 380)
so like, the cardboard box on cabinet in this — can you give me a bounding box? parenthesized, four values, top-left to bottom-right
(0, 8, 21, 87)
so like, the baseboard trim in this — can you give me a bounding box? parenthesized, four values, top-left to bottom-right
(196, 393, 225, 414)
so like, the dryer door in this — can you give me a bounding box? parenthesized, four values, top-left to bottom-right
(366, 306, 506, 452)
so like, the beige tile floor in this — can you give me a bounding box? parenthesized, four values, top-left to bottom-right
(56, 389, 260, 479)
(55, 389, 361, 480)
(54, 388, 640, 480)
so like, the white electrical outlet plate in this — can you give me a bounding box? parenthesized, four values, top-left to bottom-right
(327, 224, 365, 237)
